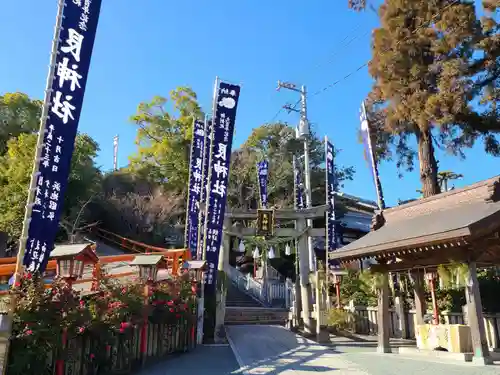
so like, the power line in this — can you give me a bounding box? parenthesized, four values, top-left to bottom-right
(309, 0, 460, 98)
(312, 28, 371, 73)
(267, 21, 373, 124)
(268, 107, 285, 124)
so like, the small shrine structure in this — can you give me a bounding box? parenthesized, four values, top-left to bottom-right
(328, 175, 500, 365)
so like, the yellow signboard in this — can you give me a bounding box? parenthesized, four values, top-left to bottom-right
(256, 209, 275, 236)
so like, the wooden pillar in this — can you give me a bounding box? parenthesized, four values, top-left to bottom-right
(214, 217, 231, 343)
(465, 261, 492, 365)
(411, 271, 426, 326)
(296, 217, 313, 334)
(377, 270, 391, 353)
(428, 276, 439, 325)
(91, 262, 101, 292)
(140, 283, 150, 366)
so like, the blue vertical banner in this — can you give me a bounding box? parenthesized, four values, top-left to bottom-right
(197, 118, 212, 260)
(293, 156, 305, 210)
(325, 138, 338, 271)
(203, 81, 241, 294)
(257, 160, 269, 208)
(23, 0, 102, 273)
(185, 119, 205, 259)
(360, 101, 385, 210)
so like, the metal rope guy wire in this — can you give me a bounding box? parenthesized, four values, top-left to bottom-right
(309, 0, 461, 98)
(266, 17, 373, 124)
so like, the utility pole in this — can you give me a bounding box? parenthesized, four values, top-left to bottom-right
(113, 135, 119, 171)
(277, 81, 315, 272)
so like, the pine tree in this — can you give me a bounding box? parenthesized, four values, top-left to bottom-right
(367, 0, 500, 197)
(348, 0, 366, 11)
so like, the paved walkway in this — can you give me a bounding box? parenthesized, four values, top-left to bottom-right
(226, 325, 500, 375)
(132, 325, 500, 374)
(134, 345, 240, 375)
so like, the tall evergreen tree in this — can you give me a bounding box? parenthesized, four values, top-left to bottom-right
(367, 0, 500, 197)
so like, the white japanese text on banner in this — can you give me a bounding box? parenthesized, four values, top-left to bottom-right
(24, 0, 102, 273)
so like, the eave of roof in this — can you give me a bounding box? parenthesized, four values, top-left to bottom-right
(327, 176, 500, 262)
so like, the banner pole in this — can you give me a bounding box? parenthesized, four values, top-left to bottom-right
(324, 136, 331, 308)
(184, 118, 197, 249)
(1, 1, 65, 373)
(361, 101, 385, 211)
(198, 76, 219, 344)
(202, 76, 219, 264)
(203, 76, 219, 260)
(196, 115, 209, 261)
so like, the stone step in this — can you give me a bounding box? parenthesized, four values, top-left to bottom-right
(225, 321, 286, 326)
(226, 283, 264, 308)
(226, 301, 263, 307)
(224, 307, 289, 325)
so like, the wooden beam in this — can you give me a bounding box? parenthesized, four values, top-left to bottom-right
(234, 227, 326, 237)
(309, 228, 325, 237)
(369, 249, 470, 272)
(330, 233, 470, 264)
(225, 205, 328, 220)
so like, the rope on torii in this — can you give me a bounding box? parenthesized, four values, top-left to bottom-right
(223, 226, 312, 247)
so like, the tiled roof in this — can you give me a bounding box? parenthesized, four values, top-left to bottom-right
(328, 175, 500, 261)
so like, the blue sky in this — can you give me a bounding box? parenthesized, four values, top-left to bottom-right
(0, 0, 498, 207)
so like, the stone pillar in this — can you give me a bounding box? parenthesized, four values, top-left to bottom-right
(377, 270, 391, 353)
(411, 271, 426, 326)
(214, 217, 231, 343)
(294, 273, 302, 329)
(394, 293, 408, 339)
(465, 261, 492, 365)
(296, 217, 313, 334)
(285, 277, 291, 309)
(315, 271, 329, 342)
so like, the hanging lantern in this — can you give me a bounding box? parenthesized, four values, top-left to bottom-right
(285, 243, 291, 256)
(238, 240, 246, 253)
(252, 247, 260, 259)
(268, 246, 276, 259)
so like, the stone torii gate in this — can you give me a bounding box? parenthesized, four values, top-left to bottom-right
(215, 204, 328, 337)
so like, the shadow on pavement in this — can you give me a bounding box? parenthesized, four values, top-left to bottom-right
(228, 325, 345, 374)
(329, 338, 417, 350)
(134, 345, 240, 375)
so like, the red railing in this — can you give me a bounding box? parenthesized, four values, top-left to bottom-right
(0, 228, 192, 293)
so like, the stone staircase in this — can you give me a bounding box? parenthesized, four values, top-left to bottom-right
(225, 280, 289, 325)
(226, 282, 263, 308)
(225, 307, 289, 325)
